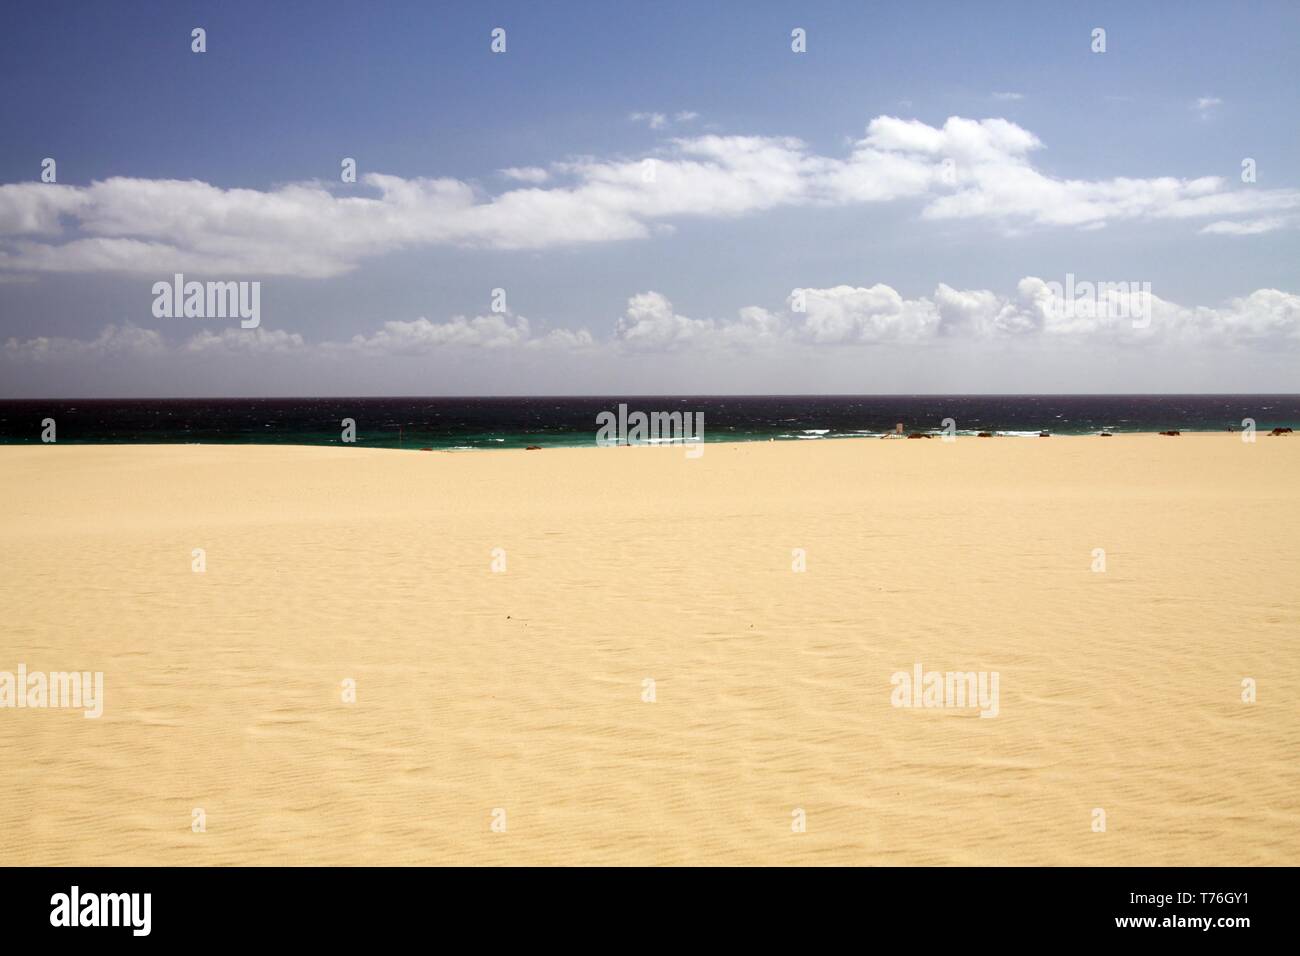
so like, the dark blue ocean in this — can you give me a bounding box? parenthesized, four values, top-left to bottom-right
(0, 395, 1297, 449)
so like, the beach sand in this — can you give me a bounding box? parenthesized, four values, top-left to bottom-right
(1, 435, 1296, 865)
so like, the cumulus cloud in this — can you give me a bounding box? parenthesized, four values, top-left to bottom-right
(614, 291, 714, 350)
(794, 285, 940, 343)
(1184, 288, 1300, 342)
(934, 283, 1039, 336)
(991, 92, 1024, 101)
(3, 322, 165, 362)
(610, 280, 1300, 351)
(2, 116, 1296, 279)
(863, 116, 1295, 229)
(0, 183, 88, 235)
(343, 313, 534, 354)
(531, 326, 596, 350)
(5, 281, 1298, 369)
(336, 311, 593, 355)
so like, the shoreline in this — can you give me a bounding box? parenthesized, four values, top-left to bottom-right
(0, 428, 1291, 453)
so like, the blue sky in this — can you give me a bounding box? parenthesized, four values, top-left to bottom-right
(1, 0, 1298, 396)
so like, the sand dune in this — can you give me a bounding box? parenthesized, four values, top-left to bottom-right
(1, 435, 1296, 865)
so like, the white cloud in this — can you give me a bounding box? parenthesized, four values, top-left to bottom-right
(1192, 288, 1300, 341)
(615, 292, 714, 350)
(343, 313, 533, 354)
(1194, 96, 1223, 114)
(859, 116, 1295, 229)
(530, 326, 595, 351)
(6, 281, 1299, 369)
(934, 283, 1039, 336)
(1200, 217, 1287, 236)
(1, 116, 1297, 279)
(630, 110, 699, 129)
(499, 166, 550, 184)
(185, 327, 305, 354)
(629, 111, 668, 129)
(992, 92, 1024, 101)
(0, 183, 88, 235)
(610, 280, 1300, 351)
(3, 322, 164, 361)
(794, 285, 940, 344)
(314, 311, 590, 355)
